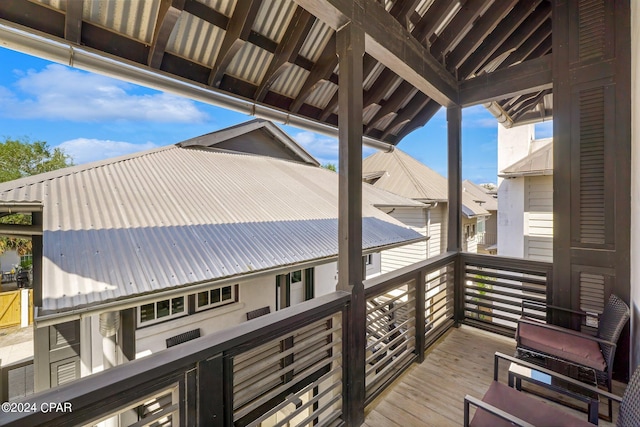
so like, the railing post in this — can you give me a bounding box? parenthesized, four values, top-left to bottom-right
(454, 254, 466, 326)
(197, 353, 229, 426)
(415, 271, 426, 363)
(336, 19, 366, 426)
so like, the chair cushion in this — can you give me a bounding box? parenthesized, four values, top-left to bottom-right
(470, 381, 594, 427)
(518, 321, 606, 371)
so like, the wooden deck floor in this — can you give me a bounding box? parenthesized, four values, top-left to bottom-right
(364, 325, 621, 427)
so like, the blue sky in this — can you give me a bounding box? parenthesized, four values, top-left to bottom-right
(0, 47, 552, 184)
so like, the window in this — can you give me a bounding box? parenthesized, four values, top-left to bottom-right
(196, 285, 236, 312)
(364, 254, 373, 265)
(291, 270, 302, 283)
(139, 296, 186, 326)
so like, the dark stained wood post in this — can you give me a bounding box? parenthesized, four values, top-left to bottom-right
(447, 106, 464, 324)
(336, 20, 365, 426)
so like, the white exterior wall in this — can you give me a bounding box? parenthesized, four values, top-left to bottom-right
(135, 275, 274, 357)
(428, 204, 446, 257)
(381, 208, 427, 273)
(315, 261, 338, 297)
(462, 217, 478, 253)
(524, 176, 553, 262)
(630, 0, 639, 372)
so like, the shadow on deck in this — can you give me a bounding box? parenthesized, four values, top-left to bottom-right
(364, 325, 622, 427)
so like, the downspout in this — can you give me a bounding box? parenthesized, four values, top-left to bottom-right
(483, 101, 514, 128)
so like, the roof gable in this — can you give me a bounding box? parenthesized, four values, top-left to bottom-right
(500, 140, 553, 178)
(178, 119, 320, 166)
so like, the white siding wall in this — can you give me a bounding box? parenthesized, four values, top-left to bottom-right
(428, 204, 446, 257)
(525, 176, 553, 262)
(315, 261, 338, 297)
(462, 217, 478, 253)
(381, 208, 427, 273)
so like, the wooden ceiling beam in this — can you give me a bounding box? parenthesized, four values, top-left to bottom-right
(429, 1, 490, 63)
(459, 54, 552, 107)
(478, 2, 551, 75)
(64, 0, 84, 44)
(208, 0, 261, 87)
(458, 0, 542, 79)
(384, 99, 440, 142)
(290, 33, 337, 113)
(255, 7, 314, 102)
(293, 0, 458, 107)
(148, 0, 185, 69)
(445, 0, 519, 73)
(410, 0, 459, 44)
(497, 19, 551, 70)
(363, 69, 399, 107)
(389, 0, 422, 29)
(366, 82, 416, 132)
(183, 0, 228, 28)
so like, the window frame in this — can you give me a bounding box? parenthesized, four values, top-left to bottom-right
(138, 295, 187, 327)
(195, 284, 237, 312)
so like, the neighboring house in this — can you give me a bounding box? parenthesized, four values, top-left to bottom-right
(497, 124, 553, 262)
(362, 149, 489, 273)
(0, 119, 423, 392)
(462, 180, 498, 254)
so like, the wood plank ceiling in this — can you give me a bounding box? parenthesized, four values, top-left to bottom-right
(0, 0, 553, 144)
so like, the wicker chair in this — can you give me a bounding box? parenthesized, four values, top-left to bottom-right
(515, 294, 630, 420)
(464, 352, 640, 427)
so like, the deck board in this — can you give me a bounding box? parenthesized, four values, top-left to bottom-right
(365, 325, 621, 426)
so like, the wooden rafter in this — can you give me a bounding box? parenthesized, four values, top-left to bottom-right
(478, 2, 551, 75)
(208, 0, 261, 87)
(511, 89, 551, 120)
(445, 0, 519, 73)
(363, 69, 399, 107)
(389, 0, 421, 29)
(457, 0, 542, 79)
(255, 7, 314, 102)
(64, 0, 84, 44)
(366, 82, 416, 132)
(385, 99, 440, 142)
(183, 0, 228, 28)
(497, 19, 551, 70)
(429, 1, 489, 63)
(290, 33, 337, 113)
(375, 92, 430, 139)
(148, 0, 186, 69)
(410, 0, 458, 44)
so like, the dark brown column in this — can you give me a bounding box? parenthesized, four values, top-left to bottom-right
(553, 0, 631, 377)
(336, 20, 365, 426)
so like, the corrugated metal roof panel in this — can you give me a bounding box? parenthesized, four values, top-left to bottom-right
(253, 0, 297, 43)
(304, 80, 337, 109)
(200, 0, 237, 17)
(83, 0, 159, 44)
(35, 0, 65, 10)
(299, 19, 333, 62)
(168, 13, 225, 67)
(364, 63, 385, 91)
(0, 125, 422, 314)
(363, 104, 381, 125)
(375, 113, 397, 131)
(463, 180, 498, 212)
(226, 43, 272, 84)
(270, 64, 308, 98)
(500, 140, 553, 178)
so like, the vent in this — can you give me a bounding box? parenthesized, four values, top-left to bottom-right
(166, 329, 201, 348)
(579, 272, 605, 313)
(56, 361, 77, 386)
(579, 86, 605, 245)
(578, 0, 606, 61)
(246, 306, 271, 320)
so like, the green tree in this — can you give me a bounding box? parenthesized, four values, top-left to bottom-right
(0, 138, 73, 182)
(322, 163, 337, 172)
(0, 138, 74, 255)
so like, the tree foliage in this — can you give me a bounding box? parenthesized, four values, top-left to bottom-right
(0, 138, 74, 255)
(0, 138, 73, 182)
(322, 163, 337, 172)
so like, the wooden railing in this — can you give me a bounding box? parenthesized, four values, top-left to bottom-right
(461, 253, 552, 337)
(0, 252, 550, 426)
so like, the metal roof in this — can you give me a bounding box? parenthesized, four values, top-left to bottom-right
(362, 149, 489, 217)
(0, 122, 424, 315)
(462, 180, 498, 212)
(499, 140, 553, 178)
(0, 0, 553, 143)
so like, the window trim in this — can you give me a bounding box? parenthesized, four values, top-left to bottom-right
(195, 284, 237, 313)
(138, 295, 187, 327)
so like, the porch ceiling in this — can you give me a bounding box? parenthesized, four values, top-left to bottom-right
(0, 0, 552, 143)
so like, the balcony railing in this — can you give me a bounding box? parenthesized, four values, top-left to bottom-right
(1, 253, 551, 427)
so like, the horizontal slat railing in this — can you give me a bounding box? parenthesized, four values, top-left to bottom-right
(0, 292, 350, 427)
(363, 252, 458, 402)
(461, 253, 552, 337)
(2, 251, 480, 427)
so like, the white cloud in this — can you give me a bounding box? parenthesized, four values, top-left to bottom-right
(1, 64, 207, 123)
(58, 138, 159, 164)
(294, 131, 376, 165)
(462, 105, 499, 128)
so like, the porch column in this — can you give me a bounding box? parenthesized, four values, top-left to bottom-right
(447, 106, 464, 323)
(336, 20, 365, 426)
(630, 0, 639, 372)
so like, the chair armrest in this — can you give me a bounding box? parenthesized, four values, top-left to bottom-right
(521, 301, 596, 318)
(494, 352, 623, 403)
(464, 395, 535, 427)
(516, 317, 617, 348)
